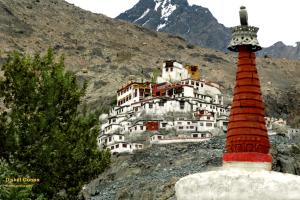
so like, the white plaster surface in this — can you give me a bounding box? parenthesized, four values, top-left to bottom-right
(175, 168, 300, 200)
(150, 137, 210, 144)
(223, 161, 272, 171)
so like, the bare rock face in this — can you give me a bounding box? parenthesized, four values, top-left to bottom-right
(118, 0, 300, 60)
(82, 135, 300, 200)
(175, 168, 300, 200)
(0, 1, 33, 37)
(272, 137, 300, 174)
(258, 41, 300, 60)
(117, 0, 230, 51)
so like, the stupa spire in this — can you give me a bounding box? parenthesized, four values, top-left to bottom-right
(223, 6, 272, 167)
(175, 7, 300, 200)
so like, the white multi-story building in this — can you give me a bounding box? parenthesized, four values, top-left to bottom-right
(116, 81, 151, 107)
(98, 60, 229, 153)
(157, 61, 190, 83)
(287, 128, 300, 138)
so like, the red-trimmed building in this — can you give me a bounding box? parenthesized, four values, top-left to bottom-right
(98, 60, 229, 153)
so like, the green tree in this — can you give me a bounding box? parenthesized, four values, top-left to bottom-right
(0, 159, 32, 200)
(0, 50, 110, 199)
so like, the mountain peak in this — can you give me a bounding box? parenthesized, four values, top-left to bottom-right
(154, 0, 178, 19)
(273, 41, 286, 47)
(117, 0, 230, 50)
(153, 0, 189, 7)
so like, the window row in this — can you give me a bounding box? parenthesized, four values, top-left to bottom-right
(117, 86, 135, 96)
(165, 67, 173, 72)
(178, 126, 195, 129)
(101, 135, 124, 143)
(117, 94, 133, 106)
(129, 126, 144, 132)
(181, 80, 204, 87)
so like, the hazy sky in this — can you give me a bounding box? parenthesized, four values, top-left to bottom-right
(65, 0, 300, 47)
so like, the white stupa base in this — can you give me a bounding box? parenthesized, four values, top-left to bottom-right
(223, 161, 272, 171)
(175, 167, 300, 200)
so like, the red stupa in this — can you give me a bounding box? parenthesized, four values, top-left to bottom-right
(223, 6, 272, 166)
(175, 7, 300, 200)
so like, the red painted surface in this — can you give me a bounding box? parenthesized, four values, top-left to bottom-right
(223, 152, 272, 162)
(145, 121, 160, 131)
(224, 46, 272, 163)
(152, 83, 167, 97)
(152, 84, 158, 97)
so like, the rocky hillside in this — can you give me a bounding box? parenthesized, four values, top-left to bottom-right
(117, 0, 230, 51)
(258, 41, 300, 60)
(81, 135, 300, 200)
(0, 0, 300, 125)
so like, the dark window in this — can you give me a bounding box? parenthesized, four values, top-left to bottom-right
(159, 102, 164, 106)
(190, 126, 194, 129)
(187, 122, 190, 125)
(170, 67, 173, 71)
(207, 116, 210, 120)
(193, 134, 198, 138)
(149, 104, 153, 108)
(158, 136, 162, 139)
(123, 144, 127, 148)
(111, 146, 114, 150)
(180, 101, 185, 109)
(140, 126, 143, 130)
(179, 126, 183, 129)
(191, 66, 197, 72)
(206, 123, 212, 127)
(119, 136, 122, 140)
(166, 61, 174, 67)
(116, 144, 119, 148)
(162, 123, 167, 128)
(109, 137, 112, 142)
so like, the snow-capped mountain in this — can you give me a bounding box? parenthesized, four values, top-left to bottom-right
(117, 0, 230, 51)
